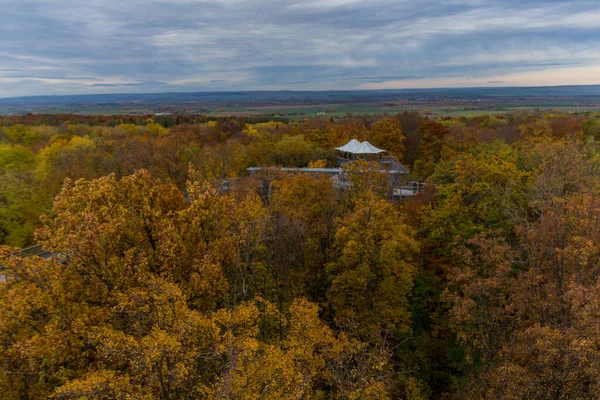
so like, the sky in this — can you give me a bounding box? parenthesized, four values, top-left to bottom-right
(1, 0, 599, 98)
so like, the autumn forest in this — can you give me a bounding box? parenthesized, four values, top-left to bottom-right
(2, 111, 600, 399)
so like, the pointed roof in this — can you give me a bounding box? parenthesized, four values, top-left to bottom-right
(335, 139, 362, 153)
(359, 141, 386, 154)
(335, 139, 386, 154)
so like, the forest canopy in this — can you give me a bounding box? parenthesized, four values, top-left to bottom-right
(2, 110, 600, 399)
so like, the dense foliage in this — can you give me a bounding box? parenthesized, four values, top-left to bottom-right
(1, 111, 600, 398)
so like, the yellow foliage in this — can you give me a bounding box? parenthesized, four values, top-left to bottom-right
(308, 159, 328, 168)
(328, 191, 418, 338)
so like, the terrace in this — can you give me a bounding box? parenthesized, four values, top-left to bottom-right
(247, 139, 423, 199)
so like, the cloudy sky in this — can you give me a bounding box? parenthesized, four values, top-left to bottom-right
(1, 0, 599, 97)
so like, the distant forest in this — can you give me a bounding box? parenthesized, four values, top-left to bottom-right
(2, 110, 600, 398)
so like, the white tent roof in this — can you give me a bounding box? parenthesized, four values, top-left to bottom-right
(335, 139, 386, 154)
(335, 139, 361, 153)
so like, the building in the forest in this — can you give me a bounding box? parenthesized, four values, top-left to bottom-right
(247, 139, 422, 199)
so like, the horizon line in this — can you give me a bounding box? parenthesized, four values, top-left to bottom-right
(2, 84, 600, 101)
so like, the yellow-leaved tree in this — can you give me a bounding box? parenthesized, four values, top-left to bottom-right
(327, 190, 419, 340)
(0, 169, 395, 399)
(368, 117, 406, 160)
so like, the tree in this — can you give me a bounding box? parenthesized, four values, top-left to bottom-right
(327, 191, 418, 339)
(342, 159, 389, 202)
(369, 118, 406, 160)
(446, 195, 600, 399)
(185, 140, 249, 183)
(5, 125, 40, 145)
(395, 111, 421, 167)
(0, 144, 43, 245)
(271, 135, 313, 167)
(425, 141, 528, 247)
(213, 298, 394, 399)
(0, 171, 260, 398)
(412, 120, 448, 180)
(36, 136, 114, 196)
(264, 174, 340, 338)
(583, 119, 600, 141)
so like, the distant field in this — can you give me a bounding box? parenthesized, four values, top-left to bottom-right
(2, 86, 600, 118)
(3, 104, 600, 119)
(205, 104, 600, 119)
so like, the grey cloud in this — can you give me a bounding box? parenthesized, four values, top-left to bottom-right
(0, 0, 599, 97)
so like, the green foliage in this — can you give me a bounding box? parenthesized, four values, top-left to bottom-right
(271, 134, 313, 166)
(327, 191, 418, 339)
(0, 144, 41, 246)
(5, 125, 40, 145)
(0, 143, 35, 172)
(424, 141, 527, 251)
(583, 119, 600, 140)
